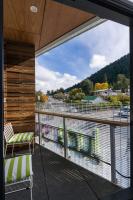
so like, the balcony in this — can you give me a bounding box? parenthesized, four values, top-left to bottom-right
(6, 146, 120, 200)
(3, 39, 131, 200)
(2, 0, 133, 199)
(5, 107, 130, 200)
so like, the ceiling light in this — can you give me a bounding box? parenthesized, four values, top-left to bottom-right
(30, 5, 38, 13)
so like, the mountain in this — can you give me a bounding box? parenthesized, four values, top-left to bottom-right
(66, 54, 130, 92)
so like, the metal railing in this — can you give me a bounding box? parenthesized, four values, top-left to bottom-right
(35, 110, 130, 188)
(36, 101, 130, 122)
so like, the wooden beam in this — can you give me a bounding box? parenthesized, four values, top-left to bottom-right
(0, 0, 4, 199)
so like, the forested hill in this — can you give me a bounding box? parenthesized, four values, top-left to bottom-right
(66, 54, 129, 92)
(89, 54, 129, 84)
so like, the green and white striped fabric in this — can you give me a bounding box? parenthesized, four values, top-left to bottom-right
(5, 155, 33, 184)
(8, 132, 34, 144)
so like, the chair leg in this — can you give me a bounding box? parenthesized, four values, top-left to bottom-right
(30, 186, 33, 200)
(12, 144, 14, 157)
(33, 140, 35, 154)
(29, 143, 31, 154)
(5, 144, 7, 157)
(30, 176, 33, 200)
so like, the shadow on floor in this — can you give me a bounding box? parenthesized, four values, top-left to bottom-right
(6, 145, 120, 200)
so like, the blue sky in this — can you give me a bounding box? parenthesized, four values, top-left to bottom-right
(37, 40, 92, 79)
(36, 20, 129, 93)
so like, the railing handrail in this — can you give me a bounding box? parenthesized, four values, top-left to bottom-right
(35, 110, 129, 127)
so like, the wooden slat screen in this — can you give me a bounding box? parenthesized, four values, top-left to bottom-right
(4, 41, 35, 133)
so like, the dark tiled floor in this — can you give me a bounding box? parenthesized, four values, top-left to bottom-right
(6, 145, 120, 200)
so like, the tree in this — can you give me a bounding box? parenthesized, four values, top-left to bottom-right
(103, 73, 108, 82)
(101, 82, 109, 90)
(89, 54, 129, 84)
(47, 90, 51, 96)
(108, 94, 130, 105)
(81, 79, 93, 95)
(95, 83, 101, 91)
(66, 54, 130, 93)
(36, 90, 48, 102)
(36, 90, 43, 101)
(54, 92, 65, 100)
(50, 87, 65, 96)
(69, 88, 85, 101)
(58, 88, 65, 93)
(51, 90, 54, 95)
(40, 95, 48, 102)
(115, 74, 129, 92)
(95, 82, 109, 90)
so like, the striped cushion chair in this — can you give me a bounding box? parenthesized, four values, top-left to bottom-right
(5, 155, 33, 200)
(4, 123, 34, 156)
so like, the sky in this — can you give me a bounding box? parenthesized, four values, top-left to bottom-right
(127, 0, 133, 2)
(36, 20, 129, 93)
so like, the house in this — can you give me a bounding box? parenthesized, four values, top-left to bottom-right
(94, 89, 118, 97)
(82, 96, 106, 104)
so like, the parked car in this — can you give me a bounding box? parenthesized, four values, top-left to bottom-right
(113, 106, 130, 118)
(118, 106, 130, 118)
(122, 106, 130, 112)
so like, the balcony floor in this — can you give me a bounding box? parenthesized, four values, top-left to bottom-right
(6, 145, 120, 200)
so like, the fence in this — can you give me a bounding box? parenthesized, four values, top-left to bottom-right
(36, 110, 130, 188)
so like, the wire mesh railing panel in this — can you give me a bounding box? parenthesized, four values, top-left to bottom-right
(35, 112, 130, 188)
(65, 119, 111, 181)
(36, 115, 64, 157)
(115, 126, 130, 188)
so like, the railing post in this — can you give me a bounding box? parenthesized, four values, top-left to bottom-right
(110, 125, 117, 184)
(63, 117, 68, 159)
(130, 19, 133, 189)
(38, 112, 42, 146)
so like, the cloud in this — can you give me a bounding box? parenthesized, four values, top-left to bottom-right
(36, 20, 129, 91)
(90, 54, 108, 69)
(75, 20, 129, 70)
(35, 61, 81, 93)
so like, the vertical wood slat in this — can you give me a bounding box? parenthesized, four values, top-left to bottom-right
(0, 0, 4, 199)
(4, 41, 35, 133)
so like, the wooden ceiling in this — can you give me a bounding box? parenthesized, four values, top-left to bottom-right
(4, 0, 96, 54)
